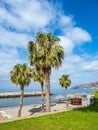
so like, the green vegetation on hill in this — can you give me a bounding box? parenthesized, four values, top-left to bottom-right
(0, 91, 98, 130)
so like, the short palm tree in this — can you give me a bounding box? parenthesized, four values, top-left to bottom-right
(32, 67, 45, 112)
(10, 64, 31, 117)
(59, 74, 71, 107)
(28, 32, 64, 112)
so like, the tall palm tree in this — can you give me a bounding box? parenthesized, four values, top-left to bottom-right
(28, 32, 64, 112)
(59, 74, 71, 107)
(10, 64, 31, 117)
(32, 67, 45, 112)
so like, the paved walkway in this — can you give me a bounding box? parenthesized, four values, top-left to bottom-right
(0, 99, 88, 123)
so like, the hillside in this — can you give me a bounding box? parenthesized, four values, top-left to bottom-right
(72, 81, 98, 89)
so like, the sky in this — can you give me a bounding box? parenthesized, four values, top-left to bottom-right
(0, 0, 98, 90)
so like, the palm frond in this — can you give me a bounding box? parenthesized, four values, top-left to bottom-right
(10, 64, 32, 88)
(59, 74, 71, 89)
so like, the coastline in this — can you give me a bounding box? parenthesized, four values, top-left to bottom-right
(0, 89, 94, 109)
(0, 98, 88, 123)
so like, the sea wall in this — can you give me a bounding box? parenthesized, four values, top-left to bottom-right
(0, 92, 49, 98)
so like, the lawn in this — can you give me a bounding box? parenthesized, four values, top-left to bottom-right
(0, 91, 98, 130)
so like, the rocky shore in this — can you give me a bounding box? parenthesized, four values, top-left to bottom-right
(0, 92, 51, 98)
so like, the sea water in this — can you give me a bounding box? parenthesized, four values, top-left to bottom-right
(0, 87, 93, 108)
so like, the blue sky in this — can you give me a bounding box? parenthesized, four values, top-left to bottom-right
(0, 0, 98, 90)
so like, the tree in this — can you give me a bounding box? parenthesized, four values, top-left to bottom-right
(32, 67, 45, 112)
(10, 64, 31, 117)
(28, 32, 64, 112)
(59, 74, 71, 107)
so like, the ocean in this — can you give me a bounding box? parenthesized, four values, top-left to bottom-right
(0, 86, 93, 108)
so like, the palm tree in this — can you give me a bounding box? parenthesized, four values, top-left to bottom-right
(59, 74, 71, 107)
(10, 64, 31, 117)
(28, 32, 64, 112)
(32, 67, 45, 112)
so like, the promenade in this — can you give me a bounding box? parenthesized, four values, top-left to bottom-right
(0, 98, 87, 123)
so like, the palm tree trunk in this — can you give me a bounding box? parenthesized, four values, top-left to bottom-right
(18, 86, 24, 117)
(41, 82, 44, 112)
(66, 87, 68, 107)
(45, 72, 51, 112)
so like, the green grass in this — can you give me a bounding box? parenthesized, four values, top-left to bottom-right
(0, 91, 98, 130)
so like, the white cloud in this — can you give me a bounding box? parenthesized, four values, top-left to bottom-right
(59, 27, 91, 54)
(59, 36, 74, 53)
(66, 27, 91, 44)
(0, 0, 55, 31)
(0, 47, 26, 79)
(81, 60, 98, 71)
(60, 15, 74, 27)
(0, 26, 32, 48)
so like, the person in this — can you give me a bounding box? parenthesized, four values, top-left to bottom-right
(90, 96, 94, 104)
(87, 94, 91, 105)
(87, 94, 94, 105)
